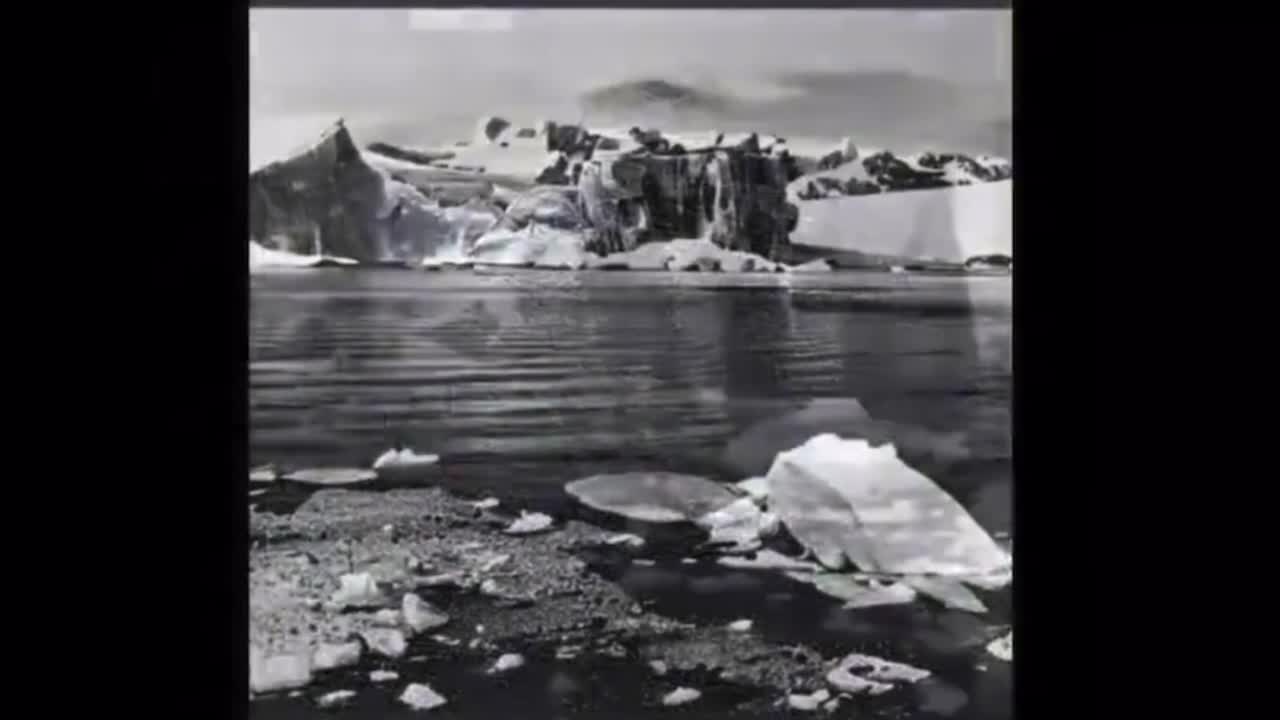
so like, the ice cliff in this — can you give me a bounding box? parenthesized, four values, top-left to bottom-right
(247, 116, 1010, 270)
(248, 121, 499, 263)
(791, 180, 1012, 264)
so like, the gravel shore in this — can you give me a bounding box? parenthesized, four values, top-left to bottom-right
(250, 485, 1007, 718)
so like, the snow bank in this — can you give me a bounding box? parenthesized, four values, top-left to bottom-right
(249, 241, 357, 272)
(791, 181, 1012, 263)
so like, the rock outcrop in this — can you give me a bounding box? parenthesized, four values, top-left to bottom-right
(578, 149, 797, 259)
(793, 149, 1012, 201)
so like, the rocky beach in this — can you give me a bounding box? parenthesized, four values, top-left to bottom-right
(249, 423, 1012, 718)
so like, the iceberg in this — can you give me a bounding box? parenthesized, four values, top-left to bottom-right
(791, 181, 1012, 264)
(249, 120, 501, 264)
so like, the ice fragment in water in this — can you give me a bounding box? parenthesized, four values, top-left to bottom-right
(986, 631, 1012, 661)
(504, 511, 554, 535)
(662, 687, 702, 706)
(282, 467, 377, 487)
(565, 472, 738, 523)
(373, 448, 439, 471)
(316, 690, 356, 708)
(489, 653, 525, 673)
(765, 434, 1009, 578)
(399, 683, 447, 711)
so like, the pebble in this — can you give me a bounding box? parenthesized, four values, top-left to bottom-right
(361, 629, 408, 659)
(316, 690, 356, 708)
(787, 689, 831, 712)
(403, 593, 450, 633)
(490, 653, 525, 674)
(603, 533, 645, 548)
(330, 573, 389, 609)
(400, 683, 448, 711)
(479, 553, 511, 572)
(370, 670, 399, 683)
(835, 653, 931, 684)
(825, 667, 893, 696)
(662, 687, 702, 706)
(373, 609, 402, 627)
(504, 511, 555, 535)
(312, 642, 362, 671)
(727, 619, 753, 632)
(419, 571, 466, 588)
(649, 660, 669, 676)
(250, 650, 313, 694)
(822, 698, 841, 712)
(473, 497, 501, 510)
(628, 603, 644, 616)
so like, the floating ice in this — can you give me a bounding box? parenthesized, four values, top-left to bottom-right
(764, 434, 1009, 589)
(372, 448, 440, 471)
(565, 472, 739, 524)
(986, 631, 1012, 661)
(399, 683, 448, 711)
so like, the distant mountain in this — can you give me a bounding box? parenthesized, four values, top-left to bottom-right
(582, 79, 735, 114)
(578, 70, 1008, 157)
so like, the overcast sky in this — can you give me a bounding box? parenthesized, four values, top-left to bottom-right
(250, 9, 1011, 165)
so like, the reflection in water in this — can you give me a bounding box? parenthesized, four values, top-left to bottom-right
(250, 270, 1009, 531)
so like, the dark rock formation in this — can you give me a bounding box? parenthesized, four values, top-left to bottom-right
(842, 178, 882, 196)
(917, 152, 1011, 182)
(535, 155, 572, 185)
(249, 122, 385, 259)
(580, 148, 796, 259)
(476, 116, 511, 144)
(365, 142, 456, 166)
(861, 151, 950, 191)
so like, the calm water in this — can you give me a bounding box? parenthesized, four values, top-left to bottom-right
(249, 268, 1013, 719)
(250, 268, 1011, 532)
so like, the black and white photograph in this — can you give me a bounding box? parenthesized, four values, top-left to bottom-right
(248, 6, 1013, 718)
